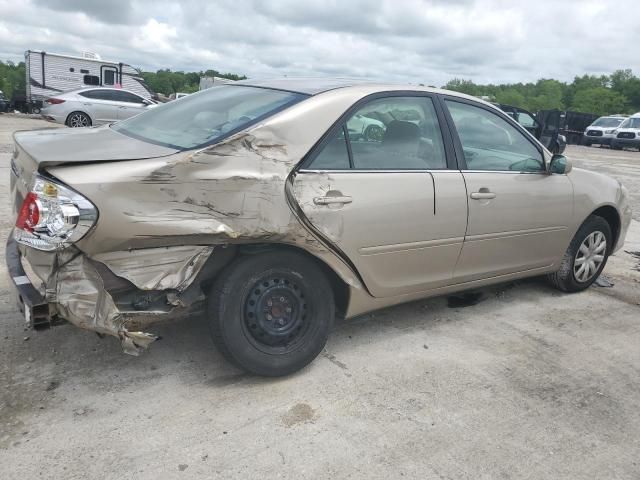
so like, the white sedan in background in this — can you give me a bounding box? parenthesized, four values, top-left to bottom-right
(41, 87, 156, 127)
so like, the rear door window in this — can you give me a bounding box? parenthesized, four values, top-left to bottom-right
(308, 95, 447, 170)
(308, 127, 351, 169)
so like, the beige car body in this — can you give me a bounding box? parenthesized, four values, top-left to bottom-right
(9, 81, 632, 354)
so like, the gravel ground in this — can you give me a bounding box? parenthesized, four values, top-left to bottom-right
(1, 114, 639, 480)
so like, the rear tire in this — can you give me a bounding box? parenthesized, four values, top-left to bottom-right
(364, 124, 384, 142)
(547, 215, 612, 293)
(66, 111, 91, 128)
(208, 251, 335, 376)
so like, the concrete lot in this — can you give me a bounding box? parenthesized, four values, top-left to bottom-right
(1, 114, 639, 479)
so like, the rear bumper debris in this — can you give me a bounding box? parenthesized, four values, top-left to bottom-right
(6, 231, 215, 355)
(6, 235, 51, 329)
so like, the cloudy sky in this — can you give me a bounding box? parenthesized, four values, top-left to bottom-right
(0, 0, 638, 86)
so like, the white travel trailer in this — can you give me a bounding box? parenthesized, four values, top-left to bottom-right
(199, 76, 236, 91)
(25, 50, 154, 111)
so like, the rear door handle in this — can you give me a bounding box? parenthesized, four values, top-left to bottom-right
(470, 190, 496, 200)
(313, 195, 353, 205)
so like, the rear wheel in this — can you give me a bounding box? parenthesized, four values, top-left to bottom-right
(547, 215, 612, 292)
(66, 111, 91, 128)
(208, 251, 335, 376)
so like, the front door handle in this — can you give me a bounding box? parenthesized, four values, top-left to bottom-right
(313, 195, 353, 205)
(470, 188, 496, 200)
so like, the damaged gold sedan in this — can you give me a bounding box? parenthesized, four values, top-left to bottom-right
(7, 79, 632, 375)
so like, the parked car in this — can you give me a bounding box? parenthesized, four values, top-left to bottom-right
(495, 104, 564, 153)
(583, 115, 628, 147)
(0, 90, 9, 113)
(41, 87, 156, 127)
(610, 113, 640, 151)
(346, 113, 386, 141)
(8, 79, 631, 376)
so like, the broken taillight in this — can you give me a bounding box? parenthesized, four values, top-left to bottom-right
(14, 176, 98, 251)
(46, 98, 65, 105)
(15, 192, 40, 232)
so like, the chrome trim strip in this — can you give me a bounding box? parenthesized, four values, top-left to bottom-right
(465, 226, 567, 242)
(298, 169, 455, 174)
(297, 169, 549, 175)
(360, 236, 464, 255)
(462, 170, 548, 175)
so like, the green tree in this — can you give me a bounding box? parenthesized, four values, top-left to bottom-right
(570, 87, 628, 116)
(443, 78, 481, 96)
(610, 69, 640, 112)
(494, 88, 526, 108)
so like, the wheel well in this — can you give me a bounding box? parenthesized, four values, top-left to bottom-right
(591, 206, 620, 249)
(202, 243, 350, 318)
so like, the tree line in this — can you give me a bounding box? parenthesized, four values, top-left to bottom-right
(140, 69, 246, 95)
(443, 70, 640, 116)
(2, 58, 640, 116)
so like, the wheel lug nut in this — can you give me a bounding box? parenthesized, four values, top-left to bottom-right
(267, 300, 273, 306)
(278, 319, 285, 325)
(280, 296, 285, 302)
(285, 307, 292, 313)
(266, 314, 272, 321)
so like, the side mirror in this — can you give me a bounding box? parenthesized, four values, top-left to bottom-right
(549, 154, 572, 174)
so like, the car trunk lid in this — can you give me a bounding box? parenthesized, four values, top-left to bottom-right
(13, 125, 178, 167)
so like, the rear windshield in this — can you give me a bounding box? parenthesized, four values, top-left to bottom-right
(620, 117, 640, 129)
(112, 85, 306, 150)
(591, 117, 624, 127)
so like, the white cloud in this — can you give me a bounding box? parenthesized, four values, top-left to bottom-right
(0, 0, 638, 86)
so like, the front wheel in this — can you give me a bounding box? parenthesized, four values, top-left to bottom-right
(547, 215, 612, 292)
(364, 124, 384, 142)
(208, 251, 335, 376)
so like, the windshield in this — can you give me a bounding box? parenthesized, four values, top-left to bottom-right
(591, 117, 624, 127)
(619, 117, 640, 129)
(112, 85, 306, 150)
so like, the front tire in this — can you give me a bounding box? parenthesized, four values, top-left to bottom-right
(208, 251, 335, 376)
(547, 215, 612, 292)
(66, 111, 92, 128)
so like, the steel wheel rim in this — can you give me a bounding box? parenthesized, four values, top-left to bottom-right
(242, 274, 310, 353)
(69, 113, 89, 127)
(574, 230, 606, 283)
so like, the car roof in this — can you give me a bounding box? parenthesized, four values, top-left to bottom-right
(234, 77, 459, 97)
(235, 77, 368, 95)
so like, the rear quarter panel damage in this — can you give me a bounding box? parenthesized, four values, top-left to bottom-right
(39, 88, 375, 352)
